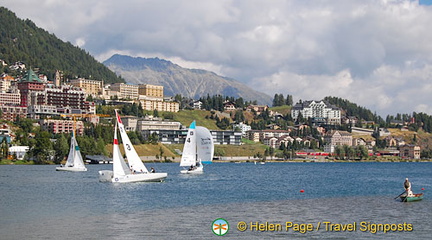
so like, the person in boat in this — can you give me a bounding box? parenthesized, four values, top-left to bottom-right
(189, 165, 194, 171)
(150, 167, 155, 173)
(404, 178, 413, 197)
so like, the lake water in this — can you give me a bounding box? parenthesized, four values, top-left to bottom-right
(1, 162, 431, 239)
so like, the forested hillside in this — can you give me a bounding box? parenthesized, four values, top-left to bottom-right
(0, 7, 123, 83)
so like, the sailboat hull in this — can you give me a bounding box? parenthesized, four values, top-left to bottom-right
(56, 166, 87, 172)
(180, 165, 204, 174)
(98, 170, 167, 183)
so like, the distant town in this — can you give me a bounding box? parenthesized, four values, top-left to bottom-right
(0, 62, 425, 162)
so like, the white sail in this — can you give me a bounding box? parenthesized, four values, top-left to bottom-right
(180, 121, 197, 167)
(64, 134, 76, 167)
(112, 122, 131, 177)
(99, 110, 167, 183)
(72, 137, 86, 168)
(196, 126, 214, 163)
(56, 132, 87, 171)
(115, 110, 148, 173)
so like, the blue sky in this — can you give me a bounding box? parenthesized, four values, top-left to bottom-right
(420, 0, 432, 5)
(1, 0, 432, 117)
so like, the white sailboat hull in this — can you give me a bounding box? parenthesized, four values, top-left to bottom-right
(180, 165, 204, 174)
(56, 166, 87, 172)
(103, 110, 168, 184)
(98, 170, 167, 183)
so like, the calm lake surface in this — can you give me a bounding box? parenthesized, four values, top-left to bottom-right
(1, 162, 431, 239)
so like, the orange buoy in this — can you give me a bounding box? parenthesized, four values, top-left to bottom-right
(300, 189, 304, 193)
(421, 188, 425, 190)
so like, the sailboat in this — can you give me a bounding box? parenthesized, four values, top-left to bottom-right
(180, 121, 214, 174)
(56, 132, 87, 172)
(98, 110, 167, 183)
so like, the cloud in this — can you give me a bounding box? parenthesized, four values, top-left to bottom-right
(3, 0, 432, 117)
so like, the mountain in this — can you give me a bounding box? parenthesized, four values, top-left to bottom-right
(0, 7, 123, 83)
(103, 54, 272, 105)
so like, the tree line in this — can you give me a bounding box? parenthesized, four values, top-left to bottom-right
(0, 7, 123, 83)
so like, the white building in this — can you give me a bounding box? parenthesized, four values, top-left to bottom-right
(9, 146, 30, 160)
(232, 122, 251, 137)
(291, 100, 341, 124)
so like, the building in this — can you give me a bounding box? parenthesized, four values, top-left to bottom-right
(223, 101, 236, 111)
(0, 91, 21, 106)
(39, 119, 84, 135)
(245, 130, 291, 143)
(324, 130, 352, 153)
(138, 120, 181, 131)
(30, 84, 95, 115)
(0, 74, 15, 92)
(211, 130, 242, 145)
(17, 69, 45, 107)
(291, 100, 341, 125)
(69, 78, 104, 96)
(8, 146, 30, 160)
(399, 145, 420, 159)
(141, 129, 241, 145)
(0, 105, 27, 121)
(138, 84, 163, 98)
(192, 100, 202, 110)
(139, 99, 179, 112)
(324, 130, 352, 146)
(232, 122, 251, 137)
(246, 105, 269, 115)
(27, 105, 58, 119)
(110, 83, 139, 100)
(351, 127, 374, 135)
(121, 116, 139, 131)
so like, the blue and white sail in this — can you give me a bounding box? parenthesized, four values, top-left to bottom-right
(196, 126, 214, 164)
(180, 121, 213, 174)
(180, 121, 197, 167)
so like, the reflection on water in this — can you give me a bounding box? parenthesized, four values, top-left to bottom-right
(0, 163, 431, 239)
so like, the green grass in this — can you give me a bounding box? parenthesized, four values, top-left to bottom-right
(172, 110, 219, 129)
(269, 105, 292, 115)
(0, 159, 35, 165)
(152, 141, 267, 157)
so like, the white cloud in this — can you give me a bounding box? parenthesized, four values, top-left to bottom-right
(3, 0, 432, 116)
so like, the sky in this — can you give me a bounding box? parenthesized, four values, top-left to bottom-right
(1, 0, 432, 117)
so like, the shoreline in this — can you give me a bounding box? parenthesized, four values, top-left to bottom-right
(1, 158, 431, 165)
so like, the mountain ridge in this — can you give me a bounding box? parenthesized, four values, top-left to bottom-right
(103, 54, 272, 105)
(0, 7, 123, 83)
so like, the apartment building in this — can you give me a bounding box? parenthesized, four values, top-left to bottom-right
(30, 84, 94, 114)
(0, 91, 21, 105)
(399, 145, 421, 159)
(69, 78, 104, 96)
(138, 84, 163, 98)
(110, 83, 139, 100)
(0, 74, 15, 92)
(323, 130, 352, 153)
(39, 119, 84, 135)
(0, 105, 27, 121)
(139, 98, 179, 112)
(291, 100, 341, 125)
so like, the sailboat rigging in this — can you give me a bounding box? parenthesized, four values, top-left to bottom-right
(56, 124, 87, 172)
(98, 110, 167, 183)
(180, 121, 214, 174)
